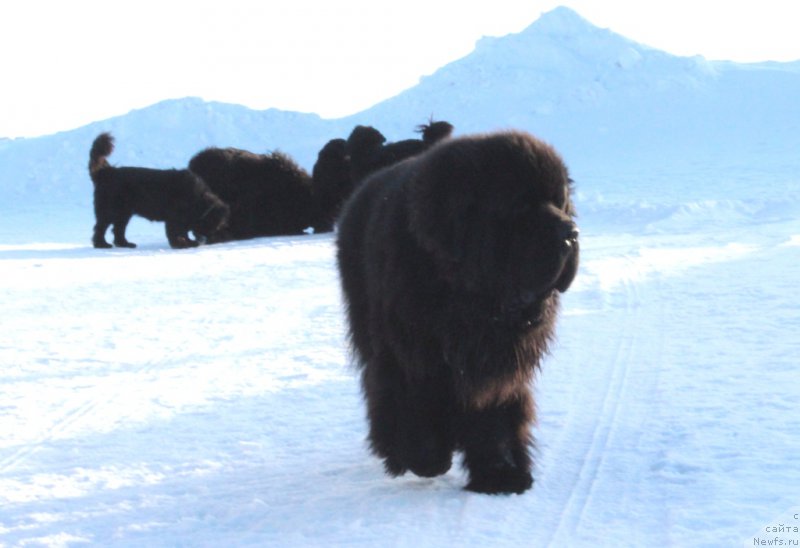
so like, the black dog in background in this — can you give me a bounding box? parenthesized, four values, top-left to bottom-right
(311, 138, 352, 233)
(309, 121, 454, 230)
(345, 120, 454, 183)
(89, 133, 229, 249)
(337, 130, 579, 494)
(183, 121, 454, 241)
(188, 147, 318, 240)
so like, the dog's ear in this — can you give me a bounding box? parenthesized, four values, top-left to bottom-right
(407, 144, 479, 270)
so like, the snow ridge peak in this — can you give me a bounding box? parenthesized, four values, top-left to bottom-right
(526, 6, 599, 37)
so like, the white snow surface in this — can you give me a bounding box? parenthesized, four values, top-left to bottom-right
(1, 7, 799, 547)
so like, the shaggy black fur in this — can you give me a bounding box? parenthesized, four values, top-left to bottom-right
(188, 147, 316, 240)
(311, 138, 353, 233)
(417, 120, 455, 145)
(336, 131, 579, 494)
(345, 121, 454, 184)
(308, 121, 454, 230)
(89, 133, 229, 249)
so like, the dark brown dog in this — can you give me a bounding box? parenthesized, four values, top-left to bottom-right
(310, 138, 353, 233)
(89, 133, 229, 249)
(345, 120, 453, 184)
(188, 147, 316, 240)
(336, 131, 579, 494)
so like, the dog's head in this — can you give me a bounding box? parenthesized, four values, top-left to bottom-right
(192, 197, 231, 243)
(409, 131, 579, 312)
(346, 126, 386, 155)
(315, 138, 348, 164)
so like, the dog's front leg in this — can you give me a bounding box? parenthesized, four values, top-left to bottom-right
(460, 394, 535, 495)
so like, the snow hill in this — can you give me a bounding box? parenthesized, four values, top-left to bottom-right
(1, 7, 799, 213)
(1, 6, 799, 547)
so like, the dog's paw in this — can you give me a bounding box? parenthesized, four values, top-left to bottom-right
(170, 236, 199, 249)
(404, 437, 453, 478)
(115, 241, 137, 248)
(465, 466, 533, 495)
(408, 454, 452, 478)
(93, 241, 113, 249)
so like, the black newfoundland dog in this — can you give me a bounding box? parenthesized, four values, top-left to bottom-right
(89, 133, 229, 249)
(188, 147, 317, 240)
(310, 121, 455, 232)
(310, 138, 353, 233)
(345, 120, 454, 184)
(336, 131, 579, 494)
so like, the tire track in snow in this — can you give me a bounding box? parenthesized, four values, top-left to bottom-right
(1, 238, 342, 478)
(541, 255, 666, 545)
(0, 365, 139, 473)
(0, 350, 198, 474)
(0, 402, 101, 474)
(557, 302, 637, 531)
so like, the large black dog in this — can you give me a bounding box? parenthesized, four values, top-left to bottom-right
(311, 138, 352, 233)
(345, 120, 454, 184)
(89, 133, 229, 249)
(188, 147, 317, 240)
(309, 121, 454, 231)
(311, 121, 453, 232)
(336, 131, 579, 494)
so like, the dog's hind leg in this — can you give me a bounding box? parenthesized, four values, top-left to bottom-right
(112, 213, 136, 248)
(165, 221, 198, 249)
(92, 220, 112, 248)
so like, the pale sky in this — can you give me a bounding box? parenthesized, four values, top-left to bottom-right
(1, 0, 798, 138)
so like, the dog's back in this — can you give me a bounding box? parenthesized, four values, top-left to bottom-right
(90, 132, 200, 205)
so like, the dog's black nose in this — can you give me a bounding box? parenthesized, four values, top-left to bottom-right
(568, 226, 580, 242)
(559, 223, 580, 243)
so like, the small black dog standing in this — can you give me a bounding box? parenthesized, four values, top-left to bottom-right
(88, 133, 229, 249)
(336, 131, 579, 494)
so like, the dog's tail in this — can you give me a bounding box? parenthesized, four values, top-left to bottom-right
(416, 120, 454, 145)
(89, 132, 114, 181)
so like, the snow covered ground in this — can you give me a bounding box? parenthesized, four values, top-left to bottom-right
(2, 7, 799, 548)
(2, 166, 798, 548)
